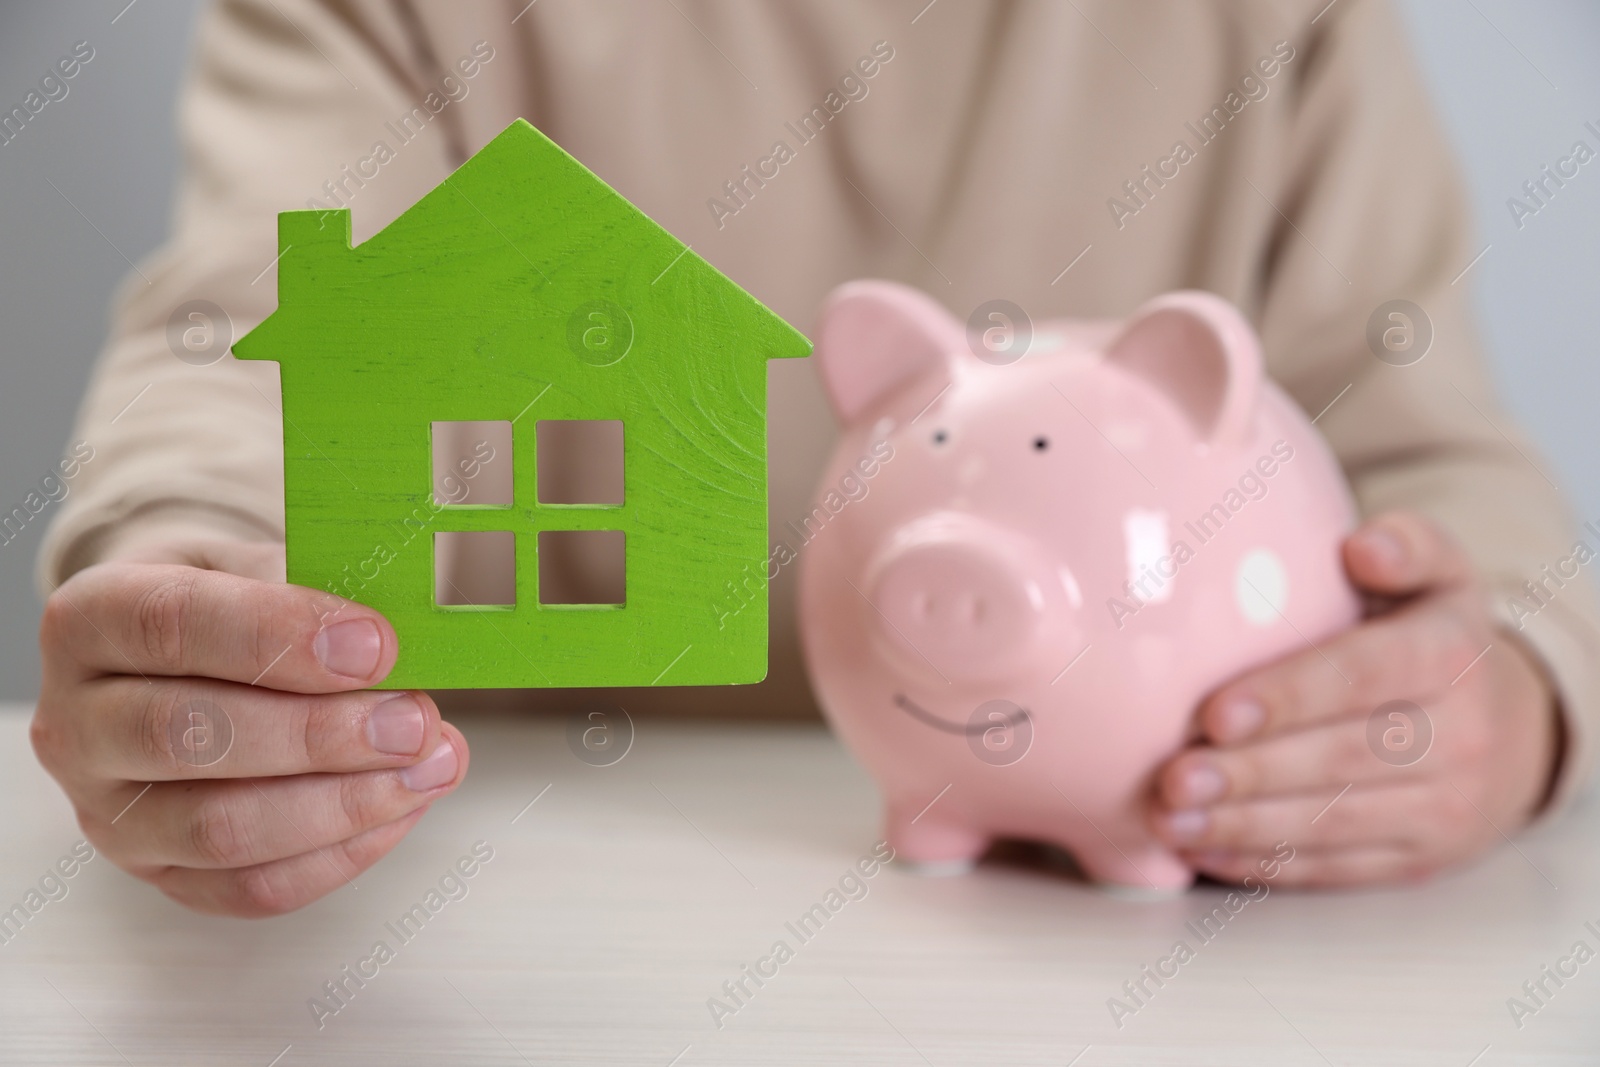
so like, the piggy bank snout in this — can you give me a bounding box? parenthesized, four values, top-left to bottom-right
(867, 520, 1062, 682)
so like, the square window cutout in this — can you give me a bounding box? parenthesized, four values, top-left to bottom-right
(431, 421, 512, 506)
(537, 420, 623, 505)
(435, 531, 515, 607)
(539, 530, 625, 605)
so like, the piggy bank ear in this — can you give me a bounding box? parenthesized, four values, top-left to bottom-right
(813, 281, 961, 422)
(1105, 291, 1261, 446)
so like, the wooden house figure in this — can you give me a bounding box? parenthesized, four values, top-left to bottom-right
(233, 120, 811, 689)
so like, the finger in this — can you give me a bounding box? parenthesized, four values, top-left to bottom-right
(45, 562, 396, 690)
(1186, 844, 1435, 889)
(1342, 511, 1474, 598)
(150, 806, 430, 917)
(1150, 781, 1440, 853)
(70, 678, 439, 782)
(1198, 589, 1485, 744)
(90, 724, 467, 870)
(1157, 719, 1410, 809)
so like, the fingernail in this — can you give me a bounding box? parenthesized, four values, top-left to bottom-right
(367, 695, 425, 756)
(1215, 698, 1265, 742)
(314, 619, 383, 679)
(1181, 763, 1228, 805)
(401, 739, 458, 792)
(1361, 527, 1406, 569)
(1164, 809, 1209, 842)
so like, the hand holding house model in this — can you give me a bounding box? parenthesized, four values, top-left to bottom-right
(233, 119, 812, 690)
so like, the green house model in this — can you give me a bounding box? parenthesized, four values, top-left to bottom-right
(233, 119, 811, 690)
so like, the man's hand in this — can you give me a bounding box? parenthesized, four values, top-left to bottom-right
(1147, 511, 1560, 887)
(33, 540, 468, 917)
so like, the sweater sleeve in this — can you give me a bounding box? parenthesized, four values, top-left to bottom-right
(36, 0, 463, 588)
(1253, 0, 1600, 816)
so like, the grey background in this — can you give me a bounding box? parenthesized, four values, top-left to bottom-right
(1, 0, 1597, 701)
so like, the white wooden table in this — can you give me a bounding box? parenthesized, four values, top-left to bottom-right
(0, 701, 1594, 1065)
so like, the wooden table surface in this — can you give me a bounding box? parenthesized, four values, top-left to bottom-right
(0, 701, 1595, 1065)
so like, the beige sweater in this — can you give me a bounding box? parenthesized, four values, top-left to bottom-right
(39, 0, 1600, 812)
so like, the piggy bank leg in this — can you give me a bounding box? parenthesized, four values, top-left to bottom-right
(884, 802, 989, 877)
(1074, 841, 1194, 898)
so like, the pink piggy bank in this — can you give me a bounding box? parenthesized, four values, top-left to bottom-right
(798, 281, 1361, 893)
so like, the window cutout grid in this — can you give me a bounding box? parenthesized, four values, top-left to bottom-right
(435, 531, 516, 607)
(536, 419, 623, 505)
(539, 530, 625, 606)
(431, 420, 512, 507)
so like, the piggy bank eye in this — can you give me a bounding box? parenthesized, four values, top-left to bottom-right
(932, 430, 949, 446)
(1033, 436, 1049, 452)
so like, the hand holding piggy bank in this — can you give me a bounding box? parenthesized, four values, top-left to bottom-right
(798, 281, 1360, 893)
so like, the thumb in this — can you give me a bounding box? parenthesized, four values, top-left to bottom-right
(1342, 511, 1474, 597)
